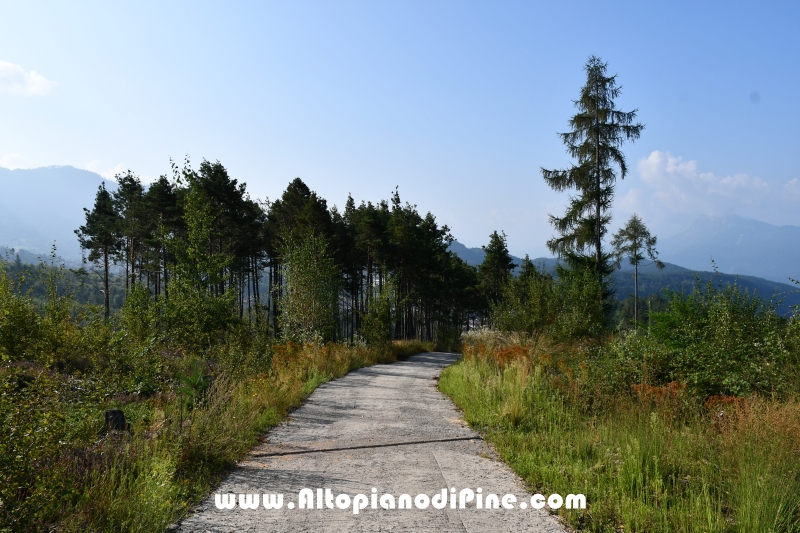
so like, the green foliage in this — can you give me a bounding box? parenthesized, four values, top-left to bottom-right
(551, 265, 606, 340)
(649, 278, 797, 397)
(611, 214, 664, 326)
(177, 359, 212, 411)
(477, 230, 516, 307)
(541, 56, 643, 283)
(611, 214, 663, 271)
(117, 282, 158, 345)
(491, 261, 604, 341)
(359, 276, 394, 347)
(492, 258, 556, 338)
(75, 182, 124, 320)
(610, 293, 669, 330)
(162, 171, 237, 350)
(0, 265, 39, 361)
(278, 235, 340, 343)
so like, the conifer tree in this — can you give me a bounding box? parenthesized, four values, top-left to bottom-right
(541, 56, 644, 288)
(112, 170, 145, 292)
(75, 183, 123, 321)
(143, 175, 182, 298)
(478, 231, 516, 320)
(611, 213, 664, 326)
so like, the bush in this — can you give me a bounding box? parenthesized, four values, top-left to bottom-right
(445, 329, 800, 532)
(0, 267, 40, 361)
(491, 264, 604, 342)
(649, 278, 798, 397)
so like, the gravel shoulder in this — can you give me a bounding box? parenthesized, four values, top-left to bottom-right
(178, 352, 568, 533)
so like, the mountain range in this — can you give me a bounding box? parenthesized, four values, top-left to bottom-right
(657, 214, 800, 284)
(447, 241, 800, 314)
(449, 214, 799, 286)
(0, 166, 116, 261)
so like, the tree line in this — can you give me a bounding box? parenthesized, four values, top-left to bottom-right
(75, 158, 525, 345)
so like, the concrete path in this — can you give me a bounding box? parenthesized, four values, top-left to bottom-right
(178, 352, 568, 533)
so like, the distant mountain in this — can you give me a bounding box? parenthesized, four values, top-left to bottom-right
(658, 214, 800, 284)
(612, 266, 799, 316)
(447, 241, 528, 272)
(0, 166, 115, 260)
(0, 246, 52, 264)
(448, 240, 799, 315)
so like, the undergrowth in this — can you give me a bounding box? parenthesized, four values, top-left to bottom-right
(440, 328, 800, 532)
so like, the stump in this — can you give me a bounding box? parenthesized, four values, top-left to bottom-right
(104, 409, 127, 431)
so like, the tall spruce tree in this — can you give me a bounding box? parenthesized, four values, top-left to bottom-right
(541, 56, 644, 288)
(75, 183, 124, 322)
(611, 213, 664, 326)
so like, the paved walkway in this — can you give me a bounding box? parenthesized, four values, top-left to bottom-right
(178, 352, 568, 532)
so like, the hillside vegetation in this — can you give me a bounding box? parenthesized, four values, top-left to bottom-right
(0, 161, 450, 532)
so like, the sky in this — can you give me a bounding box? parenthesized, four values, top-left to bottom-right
(1, 1, 798, 258)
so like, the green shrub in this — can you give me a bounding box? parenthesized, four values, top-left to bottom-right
(0, 267, 40, 361)
(492, 264, 604, 342)
(649, 278, 797, 397)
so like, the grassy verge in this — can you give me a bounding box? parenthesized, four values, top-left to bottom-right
(439, 332, 800, 532)
(1, 339, 431, 532)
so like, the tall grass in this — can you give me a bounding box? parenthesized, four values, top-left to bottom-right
(1, 340, 431, 532)
(439, 330, 800, 532)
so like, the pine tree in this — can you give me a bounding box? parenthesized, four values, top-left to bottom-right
(478, 231, 516, 322)
(541, 56, 644, 287)
(112, 170, 145, 292)
(143, 175, 183, 298)
(611, 214, 664, 326)
(75, 183, 123, 322)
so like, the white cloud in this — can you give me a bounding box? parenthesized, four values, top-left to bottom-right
(86, 160, 126, 180)
(0, 61, 57, 96)
(784, 178, 800, 199)
(0, 153, 32, 169)
(615, 150, 799, 236)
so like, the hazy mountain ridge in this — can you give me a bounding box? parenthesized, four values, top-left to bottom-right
(0, 247, 56, 264)
(0, 166, 116, 260)
(451, 214, 799, 285)
(658, 214, 800, 284)
(448, 240, 800, 314)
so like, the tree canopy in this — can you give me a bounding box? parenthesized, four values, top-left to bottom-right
(541, 56, 644, 288)
(72, 161, 494, 344)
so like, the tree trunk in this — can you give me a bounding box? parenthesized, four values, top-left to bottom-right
(103, 244, 110, 323)
(595, 120, 602, 278)
(634, 263, 638, 327)
(162, 245, 169, 299)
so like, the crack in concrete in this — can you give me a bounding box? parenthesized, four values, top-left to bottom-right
(253, 436, 479, 457)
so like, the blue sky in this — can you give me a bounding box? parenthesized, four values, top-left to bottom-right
(1, 1, 798, 257)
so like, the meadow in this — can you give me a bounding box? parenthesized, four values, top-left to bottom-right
(440, 277, 800, 532)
